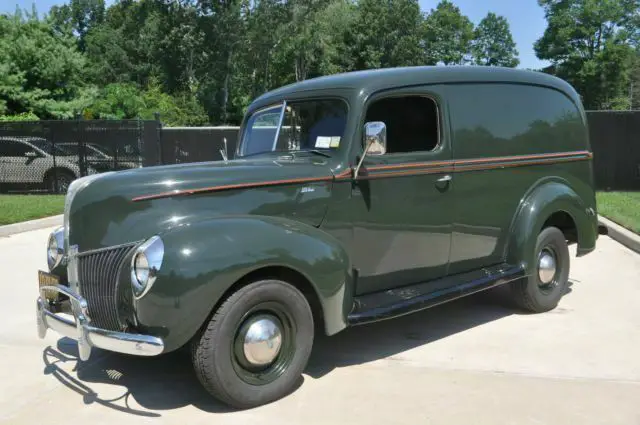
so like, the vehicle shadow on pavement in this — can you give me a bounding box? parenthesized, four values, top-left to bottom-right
(307, 280, 574, 378)
(307, 287, 518, 377)
(40, 282, 574, 416)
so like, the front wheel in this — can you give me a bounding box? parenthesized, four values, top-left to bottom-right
(191, 279, 314, 409)
(510, 226, 570, 313)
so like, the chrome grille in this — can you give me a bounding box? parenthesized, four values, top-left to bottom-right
(77, 244, 136, 331)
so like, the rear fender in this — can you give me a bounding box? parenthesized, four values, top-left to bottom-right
(506, 179, 596, 274)
(134, 215, 353, 352)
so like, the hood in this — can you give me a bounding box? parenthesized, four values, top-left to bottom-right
(66, 155, 337, 252)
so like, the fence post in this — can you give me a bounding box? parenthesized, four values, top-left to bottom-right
(154, 112, 163, 165)
(50, 120, 58, 193)
(76, 112, 87, 177)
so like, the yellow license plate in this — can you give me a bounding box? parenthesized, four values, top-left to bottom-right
(38, 270, 60, 302)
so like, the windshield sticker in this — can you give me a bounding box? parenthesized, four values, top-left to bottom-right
(330, 136, 341, 148)
(315, 136, 332, 148)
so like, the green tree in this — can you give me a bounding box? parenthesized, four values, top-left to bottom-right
(225, 0, 356, 123)
(347, 0, 425, 70)
(88, 83, 144, 119)
(0, 111, 40, 121)
(0, 10, 93, 118)
(140, 79, 209, 126)
(534, 0, 639, 109)
(471, 12, 519, 67)
(423, 0, 474, 65)
(50, 0, 105, 51)
(83, 0, 162, 87)
(0, 56, 26, 116)
(87, 80, 208, 125)
(629, 53, 640, 109)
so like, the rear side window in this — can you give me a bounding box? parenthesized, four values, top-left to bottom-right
(447, 84, 586, 159)
(364, 96, 439, 154)
(0, 140, 30, 156)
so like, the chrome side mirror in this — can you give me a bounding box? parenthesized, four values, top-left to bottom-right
(353, 121, 387, 180)
(364, 121, 387, 156)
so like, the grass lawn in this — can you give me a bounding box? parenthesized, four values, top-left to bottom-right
(596, 191, 640, 234)
(0, 195, 65, 226)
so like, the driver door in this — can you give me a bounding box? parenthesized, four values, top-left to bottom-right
(349, 87, 455, 295)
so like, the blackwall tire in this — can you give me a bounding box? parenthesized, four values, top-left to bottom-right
(510, 226, 570, 313)
(191, 279, 314, 409)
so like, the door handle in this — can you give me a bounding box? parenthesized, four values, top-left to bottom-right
(436, 175, 452, 183)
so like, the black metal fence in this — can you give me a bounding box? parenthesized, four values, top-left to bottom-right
(1, 111, 638, 194)
(160, 126, 239, 164)
(0, 119, 157, 193)
(586, 110, 640, 191)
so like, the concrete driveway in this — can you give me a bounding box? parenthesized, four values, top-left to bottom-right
(1, 227, 639, 425)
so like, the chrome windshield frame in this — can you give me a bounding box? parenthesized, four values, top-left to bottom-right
(271, 100, 287, 151)
(238, 102, 285, 157)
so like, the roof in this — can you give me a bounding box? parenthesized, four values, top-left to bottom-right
(251, 65, 580, 109)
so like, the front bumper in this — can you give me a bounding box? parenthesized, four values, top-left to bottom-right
(36, 284, 164, 361)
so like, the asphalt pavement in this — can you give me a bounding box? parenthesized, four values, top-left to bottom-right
(1, 227, 639, 425)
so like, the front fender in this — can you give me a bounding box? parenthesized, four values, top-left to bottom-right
(133, 215, 353, 352)
(506, 179, 597, 274)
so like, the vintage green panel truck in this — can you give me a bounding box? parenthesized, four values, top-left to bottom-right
(36, 66, 601, 408)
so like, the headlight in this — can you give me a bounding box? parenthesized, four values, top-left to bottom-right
(47, 227, 65, 270)
(133, 252, 150, 284)
(130, 236, 164, 299)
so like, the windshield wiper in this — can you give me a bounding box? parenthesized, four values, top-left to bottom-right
(298, 149, 331, 158)
(239, 149, 332, 159)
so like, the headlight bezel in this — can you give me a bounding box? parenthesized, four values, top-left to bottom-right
(47, 226, 65, 270)
(130, 235, 164, 299)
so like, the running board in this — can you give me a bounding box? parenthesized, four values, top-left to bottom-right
(347, 263, 526, 325)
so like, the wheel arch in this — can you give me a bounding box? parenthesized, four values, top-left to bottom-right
(505, 178, 597, 273)
(211, 265, 327, 337)
(136, 215, 354, 353)
(43, 166, 79, 182)
(542, 210, 578, 244)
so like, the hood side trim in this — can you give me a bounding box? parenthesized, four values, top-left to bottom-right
(132, 174, 337, 202)
(130, 150, 591, 202)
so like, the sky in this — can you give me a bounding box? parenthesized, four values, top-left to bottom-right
(1, 0, 550, 70)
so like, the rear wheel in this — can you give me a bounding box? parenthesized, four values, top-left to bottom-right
(191, 279, 314, 409)
(510, 226, 570, 313)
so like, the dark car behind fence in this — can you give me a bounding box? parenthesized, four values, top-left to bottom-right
(1, 110, 638, 194)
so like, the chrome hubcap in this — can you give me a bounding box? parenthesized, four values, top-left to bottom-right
(240, 316, 283, 367)
(537, 249, 557, 285)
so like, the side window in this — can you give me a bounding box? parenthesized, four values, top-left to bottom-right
(364, 96, 439, 154)
(0, 140, 29, 157)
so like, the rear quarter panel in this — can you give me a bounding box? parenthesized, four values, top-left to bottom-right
(445, 82, 596, 275)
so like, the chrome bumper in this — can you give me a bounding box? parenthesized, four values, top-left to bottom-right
(36, 284, 164, 361)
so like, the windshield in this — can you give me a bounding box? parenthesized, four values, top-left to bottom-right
(238, 99, 347, 157)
